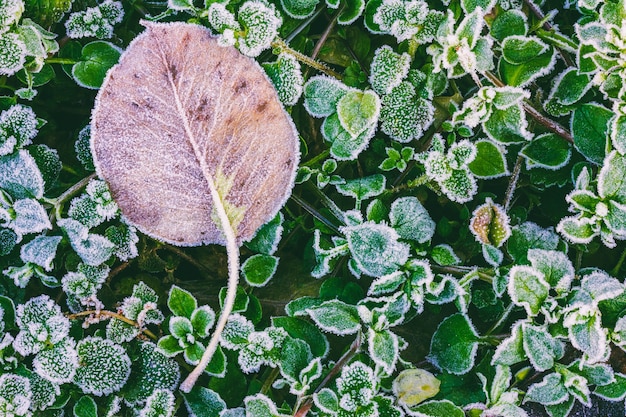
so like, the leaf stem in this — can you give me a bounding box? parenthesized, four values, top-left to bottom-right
(504, 155, 524, 212)
(271, 38, 343, 80)
(44, 173, 97, 219)
(611, 248, 626, 277)
(45, 57, 78, 65)
(484, 72, 574, 143)
(67, 309, 157, 340)
(179, 178, 241, 393)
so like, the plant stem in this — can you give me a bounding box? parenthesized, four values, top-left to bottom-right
(271, 38, 343, 80)
(45, 57, 78, 65)
(67, 310, 157, 340)
(293, 331, 362, 417)
(611, 249, 626, 277)
(504, 155, 524, 212)
(286, 6, 325, 44)
(290, 193, 341, 234)
(484, 72, 574, 143)
(310, 10, 339, 61)
(44, 173, 97, 219)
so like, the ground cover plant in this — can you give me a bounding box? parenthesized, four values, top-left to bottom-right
(3, 0, 626, 416)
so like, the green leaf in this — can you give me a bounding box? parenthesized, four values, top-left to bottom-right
(547, 68, 591, 107)
(72, 41, 121, 89)
(343, 222, 410, 277)
(524, 373, 568, 406)
(306, 299, 361, 335)
(182, 387, 226, 417)
(411, 399, 465, 417)
(303, 75, 348, 118)
(242, 254, 279, 287)
(73, 395, 97, 417)
(502, 36, 548, 65)
(431, 244, 461, 266)
(314, 388, 339, 414)
(379, 81, 434, 143)
(595, 373, 626, 401)
(557, 216, 597, 244)
(468, 140, 508, 178)
(507, 222, 560, 264)
(157, 335, 183, 357)
(167, 285, 197, 318)
(280, 0, 319, 18)
(245, 393, 287, 417)
(508, 265, 549, 316)
(219, 285, 249, 313)
(272, 316, 329, 357)
(429, 313, 480, 375)
(245, 212, 283, 255)
(336, 90, 380, 138)
(191, 306, 215, 338)
(336, 174, 386, 202)
(522, 323, 563, 371)
(389, 196, 435, 243)
(337, 0, 366, 24)
(500, 46, 555, 87)
(492, 321, 525, 366)
(483, 105, 531, 144)
(368, 328, 399, 374)
(598, 151, 626, 201)
(369, 45, 410, 96)
(278, 337, 312, 382)
(490, 10, 527, 42)
(322, 112, 375, 160)
(572, 103, 612, 165)
(0, 150, 45, 199)
(521, 133, 571, 170)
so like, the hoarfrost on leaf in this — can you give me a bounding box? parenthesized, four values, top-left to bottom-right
(65, 0, 124, 39)
(262, 53, 303, 106)
(0, 0, 23, 32)
(74, 336, 131, 396)
(14, 295, 70, 355)
(19, 235, 62, 271)
(389, 196, 435, 243)
(0, 32, 25, 76)
(0, 373, 31, 417)
(140, 389, 175, 417)
(32, 337, 78, 384)
(236, 1, 282, 57)
(0, 104, 38, 156)
(369, 45, 411, 96)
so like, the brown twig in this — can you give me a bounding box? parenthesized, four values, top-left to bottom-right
(67, 309, 158, 340)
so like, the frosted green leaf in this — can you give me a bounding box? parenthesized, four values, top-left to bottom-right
(314, 388, 339, 414)
(19, 235, 62, 271)
(140, 389, 175, 417)
(0, 0, 23, 31)
(567, 314, 608, 364)
(429, 313, 479, 375)
(107, 318, 139, 344)
(272, 316, 329, 358)
(168, 0, 194, 11)
(368, 328, 399, 374)
(502, 36, 548, 65)
(72, 41, 121, 89)
(557, 216, 597, 245)
(431, 244, 461, 266)
(522, 133, 571, 170)
(546, 68, 592, 108)
(612, 114, 626, 155)
(0, 374, 30, 417)
(245, 212, 283, 255)
(207, 3, 239, 33)
(598, 151, 626, 201)
(73, 395, 97, 417)
(65, 8, 113, 39)
(483, 105, 532, 144)
(74, 337, 131, 396)
(581, 271, 624, 302)
(68, 195, 104, 228)
(500, 42, 555, 87)
(527, 249, 574, 294)
(522, 323, 563, 371)
(595, 373, 626, 401)
(380, 81, 434, 143)
(507, 222, 560, 264)
(221, 313, 254, 349)
(182, 387, 226, 417)
(492, 320, 525, 366)
(278, 337, 312, 382)
(369, 46, 410, 96)
(0, 32, 25, 76)
(461, 0, 496, 13)
(245, 393, 288, 417)
(28, 371, 59, 411)
(468, 139, 508, 179)
(242, 254, 279, 287)
(440, 168, 477, 204)
(125, 343, 180, 405)
(306, 299, 361, 335)
(336, 174, 385, 202)
(508, 265, 549, 316)
(170, 316, 194, 340)
(572, 103, 612, 165)
(389, 196, 435, 243)
(482, 244, 503, 267)
(236, 1, 282, 57)
(14, 294, 69, 355)
(490, 10, 527, 41)
(168, 285, 197, 319)
(11, 198, 51, 238)
(524, 373, 568, 406)
(0, 105, 38, 156)
(470, 197, 511, 247)
(412, 400, 464, 417)
(0, 150, 45, 199)
(262, 53, 303, 106)
(343, 222, 409, 277)
(280, 0, 318, 18)
(106, 223, 139, 261)
(303, 75, 349, 118)
(33, 337, 78, 384)
(336, 90, 380, 138)
(59, 218, 114, 265)
(99, 0, 123, 23)
(191, 305, 215, 338)
(74, 125, 94, 171)
(321, 112, 376, 160)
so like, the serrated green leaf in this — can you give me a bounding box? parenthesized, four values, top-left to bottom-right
(272, 316, 329, 358)
(307, 299, 361, 335)
(389, 196, 435, 243)
(572, 103, 612, 165)
(182, 387, 226, 417)
(429, 313, 480, 375)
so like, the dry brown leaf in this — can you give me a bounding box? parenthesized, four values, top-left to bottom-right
(91, 21, 299, 246)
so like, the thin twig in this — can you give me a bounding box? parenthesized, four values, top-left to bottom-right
(504, 155, 524, 212)
(67, 309, 158, 340)
(272, 38, 343, 80)
(294, 332, 362, 417)
(290, 194, 341, 234)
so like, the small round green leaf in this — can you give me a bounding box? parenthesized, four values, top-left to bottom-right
(72, 41, 121, 89)
(241, 254, 279, 287)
